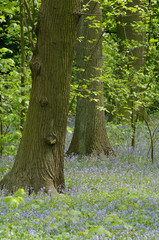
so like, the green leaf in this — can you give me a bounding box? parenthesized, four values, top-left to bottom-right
(14, 188, 26, 197)
(104, 213, 120, 223)
(124, 223, 133, 229)
(86, 226, 112, 238)
(0, 168, 6, 173)
(70, 216, 80, 222)
(4, 196, 19, 208)
(69, 210, 82, 216)
(67, 126, 73, 133)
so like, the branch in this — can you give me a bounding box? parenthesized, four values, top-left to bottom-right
(23, 8, 34, 50)
(24, 0, 35, 33)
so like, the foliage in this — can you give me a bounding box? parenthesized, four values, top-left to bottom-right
(0, 0, 40, 156)
(102, 0, 159, 123)
(0, 48, 31, 156)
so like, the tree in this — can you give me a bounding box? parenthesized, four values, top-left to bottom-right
(67, 0, 114, 156)
(116, 0, 145, 147)
(0, 0, 80, 194)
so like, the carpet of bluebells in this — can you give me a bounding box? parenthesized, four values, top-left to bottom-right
(1, 121, 159, 239)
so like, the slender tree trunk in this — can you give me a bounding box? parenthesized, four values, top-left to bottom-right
(0, 0, 80, 194)
(20, 0, 25, 131)
(67, 0, 114, 156)
(116, 0, 145, 148)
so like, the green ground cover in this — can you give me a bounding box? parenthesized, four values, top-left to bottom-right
(0, 122, 159, 239)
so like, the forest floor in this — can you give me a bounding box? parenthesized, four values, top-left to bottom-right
(0, 119, 159, 239)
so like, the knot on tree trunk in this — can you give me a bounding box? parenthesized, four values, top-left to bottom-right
(30, 60, 41, 78)
(39, 96, 48, 107)
(44, 133, 57, 145)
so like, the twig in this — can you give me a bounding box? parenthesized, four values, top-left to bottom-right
(23, 8, 34, 50)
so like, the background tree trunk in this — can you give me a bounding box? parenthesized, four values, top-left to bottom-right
(117, 0, 145, 70)
(67, 0, 114, 156)
(116, 0, 145, 148)
(0, 0, 80, 194)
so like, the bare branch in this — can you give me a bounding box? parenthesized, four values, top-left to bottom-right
(24, 0, 35, 33)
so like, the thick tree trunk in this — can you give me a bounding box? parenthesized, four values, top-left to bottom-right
(0, 0, 80, 194)
(67, 0, 114, 156)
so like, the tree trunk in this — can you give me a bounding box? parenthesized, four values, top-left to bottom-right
(67, 0, 114, 156)
(0, 0, 80, 194)
(116, 0, 145, 148)
(117, 0, 145, 70)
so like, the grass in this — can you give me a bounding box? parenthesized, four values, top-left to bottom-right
(0, 120, 159, 239)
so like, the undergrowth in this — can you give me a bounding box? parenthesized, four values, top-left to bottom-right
(0, 122, 159, 239)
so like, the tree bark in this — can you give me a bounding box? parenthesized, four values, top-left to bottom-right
(0, 0, 80, 194)
(67, 0, 114, 156)
(116, 0, 145, 148)
(117, 0, 145, 70)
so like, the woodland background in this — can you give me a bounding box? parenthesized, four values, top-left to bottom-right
(0, 0, 159, 239)
(0, 0, 159, 159)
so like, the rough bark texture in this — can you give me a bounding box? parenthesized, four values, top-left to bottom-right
(67, 0, 114, 156)
(0, 0, 80, 194)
